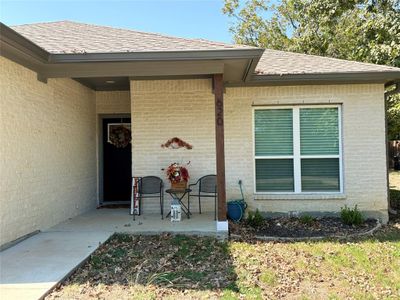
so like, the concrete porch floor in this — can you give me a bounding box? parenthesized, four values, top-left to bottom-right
(49, 208, 216, 235)
(0, 208, 216, 300)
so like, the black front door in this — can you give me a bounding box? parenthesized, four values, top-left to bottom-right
(103, 118, 132, 202)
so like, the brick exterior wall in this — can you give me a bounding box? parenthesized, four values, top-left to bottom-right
(131, 79, 216, 213)
(0, 57, 97, 246)
(131, 79, 388, 223)
(96, 91, 130, 114)
(225, 84, 388, 223)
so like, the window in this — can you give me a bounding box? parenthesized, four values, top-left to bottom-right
(254, 106, 342, 193)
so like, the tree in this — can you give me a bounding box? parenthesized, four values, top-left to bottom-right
(223, 0, 400, 66)
(223, 0, 400, 138)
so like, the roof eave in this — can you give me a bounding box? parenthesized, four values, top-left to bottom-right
(0, 22, 49, 63)
(228, 71, 400, 86)
(48, 48, 264, 63)
(242, 54, 263, 82)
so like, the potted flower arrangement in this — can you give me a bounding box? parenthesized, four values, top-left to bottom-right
(165, 162, 190, 190)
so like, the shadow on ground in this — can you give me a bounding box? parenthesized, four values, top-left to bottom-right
(46, 234, 239, 299)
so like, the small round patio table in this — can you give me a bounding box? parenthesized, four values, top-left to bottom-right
(165, 188, 192, 219)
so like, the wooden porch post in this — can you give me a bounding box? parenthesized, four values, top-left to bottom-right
(213, 74, 227, 222)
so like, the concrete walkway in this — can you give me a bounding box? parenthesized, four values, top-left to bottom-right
(0, 209, 215, 300)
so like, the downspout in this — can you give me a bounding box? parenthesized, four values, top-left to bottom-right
(384, 81, 400, 215)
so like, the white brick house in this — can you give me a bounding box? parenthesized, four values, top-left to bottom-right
(1, 21, 399, 247)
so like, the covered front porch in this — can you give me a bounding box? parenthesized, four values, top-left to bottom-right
(128, 75, 228, 231)
(52, 208, 217, 235)
(96, 75, 231, 233)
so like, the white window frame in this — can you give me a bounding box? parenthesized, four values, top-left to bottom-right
(253, 104, 343, 195)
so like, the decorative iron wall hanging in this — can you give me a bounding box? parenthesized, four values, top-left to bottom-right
(161, 137, 193, 150)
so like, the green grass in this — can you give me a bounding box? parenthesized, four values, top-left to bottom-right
(259, 269, 278, 286)
(171, 234, 216, 262)
(114, 233, 133, 243)
(47, 224, 400, 300)
(110, 247, 127, 258)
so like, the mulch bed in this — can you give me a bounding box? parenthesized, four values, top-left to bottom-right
(229, 217, 378, 239)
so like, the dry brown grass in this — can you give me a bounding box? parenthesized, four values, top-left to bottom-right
(47, 223, 400, 300)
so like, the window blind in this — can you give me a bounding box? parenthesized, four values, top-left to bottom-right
(256, 159, 294, 192)
(300, 108, 339, 155)
(301, 158, 340, 191)
(255, 109, 293, 156)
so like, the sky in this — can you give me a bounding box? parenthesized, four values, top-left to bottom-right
(0, 0, 236, 43)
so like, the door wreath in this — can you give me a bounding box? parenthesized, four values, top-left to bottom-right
(108, 124, 131, 148)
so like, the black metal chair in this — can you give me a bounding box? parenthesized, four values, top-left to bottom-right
(188, 175, 217, 220)
(135, 176, 164, 220)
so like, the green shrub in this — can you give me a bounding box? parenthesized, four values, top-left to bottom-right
(299, 214, 315, 225)
(247, 209, 264, 228)
(340, 205, 364, 226)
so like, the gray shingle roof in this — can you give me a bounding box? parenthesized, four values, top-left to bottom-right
(10, 21, 400, 75)
(11, 20, 254, 54)
(256, 49, 400, 75)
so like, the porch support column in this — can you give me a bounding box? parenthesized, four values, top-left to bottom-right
(213, 74, 228, 230)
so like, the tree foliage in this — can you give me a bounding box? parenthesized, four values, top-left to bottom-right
(223, 0, 400, 139)
(223, 0, 400, 66)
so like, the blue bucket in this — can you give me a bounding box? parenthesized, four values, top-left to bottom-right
(227, 200, 245, 222)
(227, 180, 247, 222)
